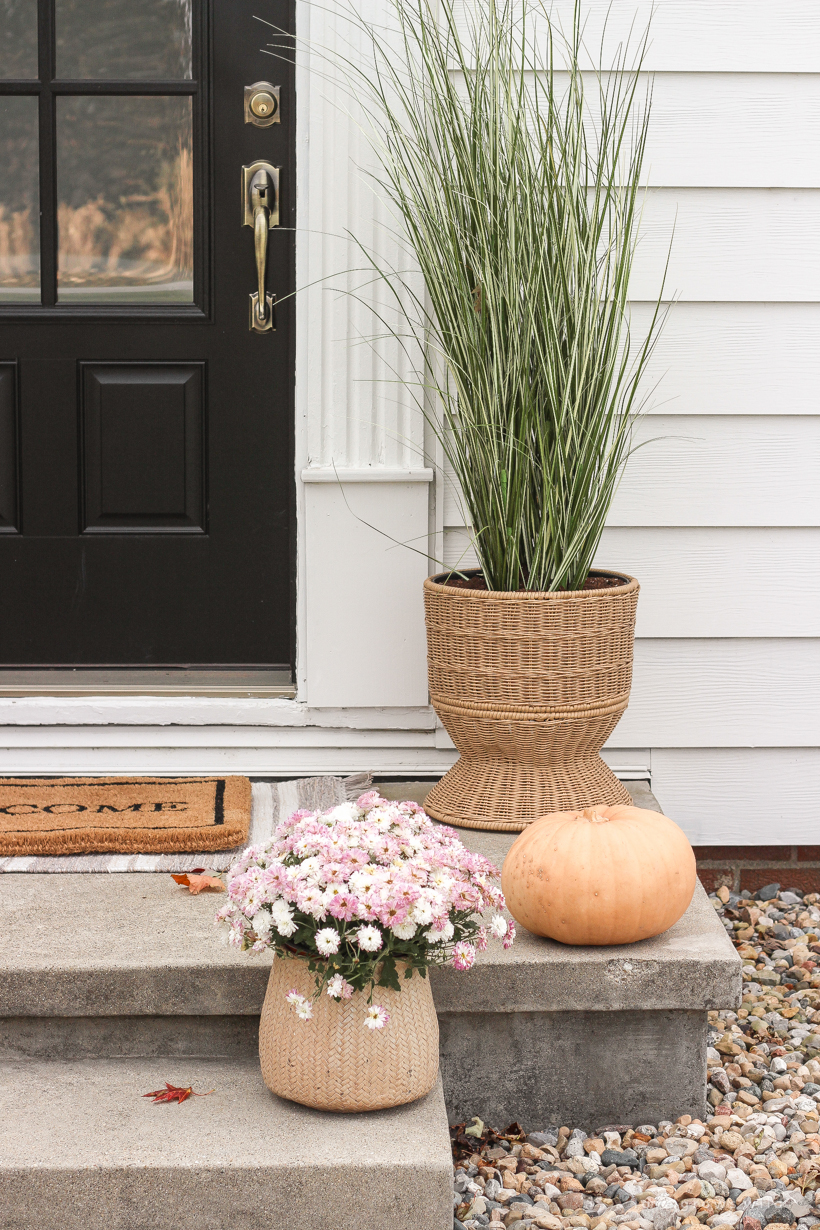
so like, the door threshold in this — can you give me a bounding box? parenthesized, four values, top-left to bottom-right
(0, 670, 296, 698)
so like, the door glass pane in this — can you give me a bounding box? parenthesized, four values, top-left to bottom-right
(0, 97, 40, 302)
(0, 0, 38, 79)
(56, 0, 192, 80)
(56, 96, 193, 303)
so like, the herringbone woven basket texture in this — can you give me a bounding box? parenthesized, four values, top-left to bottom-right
(423, 571, 638, 831)
(259, 954, 440, 1112)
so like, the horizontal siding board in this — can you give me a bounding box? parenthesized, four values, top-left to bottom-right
(441, 528, 820, 636)
(636, 304, 820, 415)
(443, 417, 820, 528)
(649, 749, 820, 844)
(595, 528, 820, 637)
(491, 73, 820, 188)
(614, 640, 820, 747)
(639, 74, 820, 189)
(454, 1, 820, 72)
(630, 190, 820, 303)
(608, 417, 820, 526)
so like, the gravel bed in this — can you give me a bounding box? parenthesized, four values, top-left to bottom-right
(450, 884, 820, 1230)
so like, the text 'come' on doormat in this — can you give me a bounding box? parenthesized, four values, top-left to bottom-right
(0, 777, 252, 857)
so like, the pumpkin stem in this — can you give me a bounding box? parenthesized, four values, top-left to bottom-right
(580, 808, 611, 824)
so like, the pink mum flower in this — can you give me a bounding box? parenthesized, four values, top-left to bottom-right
(502, 920, 516, 950)
(327, 892, 359, 922)
(452, 940, 476, 971)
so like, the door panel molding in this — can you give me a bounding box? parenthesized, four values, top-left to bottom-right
(0, 362, 19, 532)
(81, 362, 206, 534)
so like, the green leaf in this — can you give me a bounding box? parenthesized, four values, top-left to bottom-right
(376, 957, 402, 993)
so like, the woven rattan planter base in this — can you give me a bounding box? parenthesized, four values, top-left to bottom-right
(259, 954, 439, 1112)
(423, 570, 639, 832)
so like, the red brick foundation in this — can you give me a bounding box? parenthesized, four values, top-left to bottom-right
(695, 847, 820, 895)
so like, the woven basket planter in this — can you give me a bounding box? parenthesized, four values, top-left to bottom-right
(423, 569, 639, 831)
(259, 953, 440, 1112)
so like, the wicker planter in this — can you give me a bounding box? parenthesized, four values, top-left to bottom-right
(258, 953, 440, 1112)
(423, 569, 639, 831)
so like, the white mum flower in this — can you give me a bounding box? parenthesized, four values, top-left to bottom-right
(489, 913, 508, 939)
(356, 924, 383, 952)
(364, 1004, 390, 1030)
(252, 909, 272, 937)
(270, 899, 298, 937)
(315, 927, 341, 955)
(391, 919, 417, 940)
(326, 802, 360, 824)
(295, 999, 314, 1021)
(426, 919, 454, 944)
(410, 898, 434, 926)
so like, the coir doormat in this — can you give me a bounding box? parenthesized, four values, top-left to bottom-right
(0, 776, 251, 857)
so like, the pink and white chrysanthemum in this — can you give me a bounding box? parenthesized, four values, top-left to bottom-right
(356, 924, 383, 952)
(364, 1004, 390, 1030)
(326, 973, 354, 1000)
(502, 920, 516, 950)
(327, 892, 359, 922)
(452, 941, 476, 971)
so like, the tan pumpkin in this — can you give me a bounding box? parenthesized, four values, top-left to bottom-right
(501, 805, 697, 945)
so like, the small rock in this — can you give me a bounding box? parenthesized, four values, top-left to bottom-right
(712, 1071, 733, 1095)
(650, 1210, 680, 1230)
(728, 1170, 754, 1192)
(559, 1194, 585, 1211)
(675, 1181, 703, 1203)
(757, 885, 782, 902)
(567, 1139, 587, 1158)
(667, 1139, 698, 1157)
(529, 1134, 560, 1149)
(699, 1163, 729, 1184)
(601, 1150, 639, 1169)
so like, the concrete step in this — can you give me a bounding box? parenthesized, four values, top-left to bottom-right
(0, 783, 741, 1126)
(0, 1057, 453, 1230)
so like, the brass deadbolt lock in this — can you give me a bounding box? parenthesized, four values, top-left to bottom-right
(251, 91, 275, 117)
(244, 81, 280, 127)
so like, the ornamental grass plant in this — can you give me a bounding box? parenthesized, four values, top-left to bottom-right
(298, 0, 668, 591)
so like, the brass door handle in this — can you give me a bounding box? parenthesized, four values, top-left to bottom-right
(242, 162, 280, 333)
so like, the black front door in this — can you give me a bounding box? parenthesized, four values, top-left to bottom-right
(0, 0, 294, 673)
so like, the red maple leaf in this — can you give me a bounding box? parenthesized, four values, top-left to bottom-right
(142, 1082, 215, 1105)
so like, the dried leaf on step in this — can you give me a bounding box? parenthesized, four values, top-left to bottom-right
(142, 1082, 215, 1105)
(170, 873, 225, 894)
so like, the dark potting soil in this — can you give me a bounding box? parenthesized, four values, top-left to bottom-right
(441, 571, 626, 593)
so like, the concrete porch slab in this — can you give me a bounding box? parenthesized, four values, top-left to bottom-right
(0, 1058, 453, 1230)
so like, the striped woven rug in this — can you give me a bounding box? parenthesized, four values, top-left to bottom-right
(0, 773, 370, 874)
